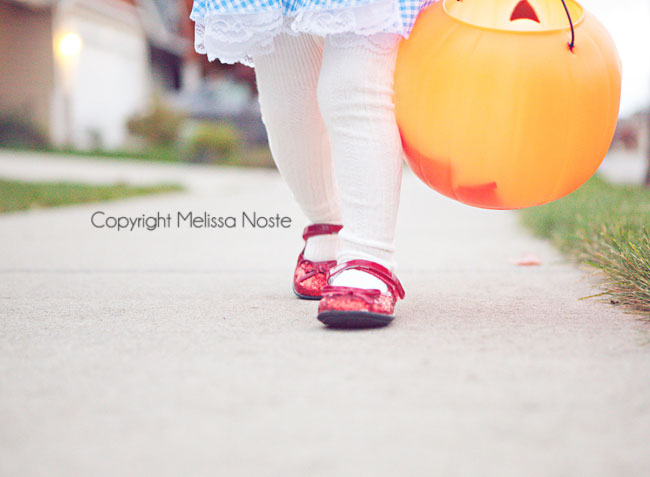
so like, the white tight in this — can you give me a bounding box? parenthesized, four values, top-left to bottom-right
(252, 32, 403, 272)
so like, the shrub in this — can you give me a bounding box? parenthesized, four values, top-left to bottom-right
(183, 122, 241, 164)
(0, 111, 48, 148)
(127, 99, 184, 147)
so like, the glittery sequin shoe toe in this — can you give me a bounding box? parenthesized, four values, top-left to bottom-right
(317, 259, 405, 328)
(292, 223, 343, 300)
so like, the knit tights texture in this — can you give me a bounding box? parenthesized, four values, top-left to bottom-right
(252, 32, 404, 273)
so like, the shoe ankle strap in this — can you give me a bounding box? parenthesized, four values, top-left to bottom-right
(302, 223, 343, 241)
(328, 259, 405, 299)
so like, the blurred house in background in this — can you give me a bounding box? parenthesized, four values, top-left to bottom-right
(612, 108, 649, 154)
(601, 107, 650, 186)
(0, 0, 264, 151)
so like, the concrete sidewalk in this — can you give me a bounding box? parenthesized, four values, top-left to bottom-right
(1, 151, 649, 476)
(0, 149, 257, 193)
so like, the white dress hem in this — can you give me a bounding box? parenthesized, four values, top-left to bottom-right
(191, 0, 407, 66)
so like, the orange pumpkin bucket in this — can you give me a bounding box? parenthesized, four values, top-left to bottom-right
(394, 0, 622, 209)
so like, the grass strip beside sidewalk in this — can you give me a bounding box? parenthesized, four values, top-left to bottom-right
(0, 179, 182, 214)
(521, 176, 650, 313)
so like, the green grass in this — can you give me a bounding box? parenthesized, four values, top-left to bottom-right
(0, 179, 182, 214)
(3, 144, 180, 163)
(521, 175, 650, 313)
(1, 145, 276, 168)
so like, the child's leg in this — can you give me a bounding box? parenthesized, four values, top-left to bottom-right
(252, 33, 342, 261)
(317, 33, 404, 280)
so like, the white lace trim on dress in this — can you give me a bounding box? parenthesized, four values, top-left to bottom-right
(191, 0, 405, 66)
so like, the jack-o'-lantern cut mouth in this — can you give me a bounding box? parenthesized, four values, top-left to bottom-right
(444, 0, 584, 32)
(510, 0, 539, 22)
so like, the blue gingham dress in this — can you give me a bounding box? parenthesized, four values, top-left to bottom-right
(190, 0, 437, 66)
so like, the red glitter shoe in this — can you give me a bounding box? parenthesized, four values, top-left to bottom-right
(317, 259, 405, 328)
(292, 223, 343, 300)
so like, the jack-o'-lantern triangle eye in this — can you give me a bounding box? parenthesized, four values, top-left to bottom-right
(510, 0, 540, 22)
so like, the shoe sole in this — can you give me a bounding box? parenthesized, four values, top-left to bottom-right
(292, 286, 322, 301)
(317, 310, 394, 329)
